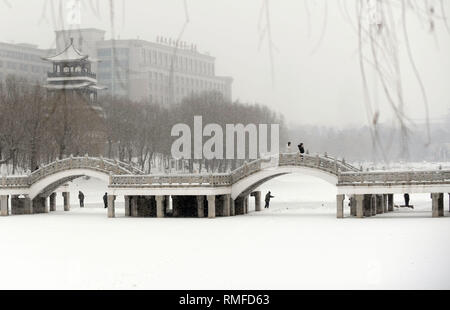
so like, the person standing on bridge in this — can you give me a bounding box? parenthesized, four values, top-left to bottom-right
(265, 191, 275, 208)
(103, 193, 108, 209)
(286, 141, 292, 153)
(298, 143, 305, 160)
(78, 191, 85, 208)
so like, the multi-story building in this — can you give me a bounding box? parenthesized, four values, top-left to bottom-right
(1, 28, 233, 103)
(55, 28, 233, 103)
(0, 42, 54, 83)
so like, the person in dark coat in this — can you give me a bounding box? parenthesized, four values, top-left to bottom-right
(298, 143, 305, 154)
(103, 193, 108, 209)
(404, 193, 410, 207)
(78, 191, 85, 208)
(265, 191, 275, 208)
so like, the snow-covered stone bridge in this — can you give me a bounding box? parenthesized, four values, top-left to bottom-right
(0, 154, 449, 219)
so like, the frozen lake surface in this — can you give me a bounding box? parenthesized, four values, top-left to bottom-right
(1, 198, 449, 290)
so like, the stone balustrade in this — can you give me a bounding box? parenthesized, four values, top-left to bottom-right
(279, 153, 359, 174)
(1, 154, 448, 190)
(0, 156, 142, 189)
(339, 170, 450, 186)
(110, 173, 232, 187)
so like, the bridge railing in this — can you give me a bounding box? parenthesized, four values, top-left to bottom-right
(338, 170, 450, 185)
(279, 153, 359, 174)
(27, 156, 134, 185)
(0, 175, 29, 188)
(230, 159, 264, 183)
(110, 173, 232, 187)
(101, 158, 144, 175)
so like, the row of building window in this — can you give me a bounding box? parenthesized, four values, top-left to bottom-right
(97, 47, 214, 76)
(148, 71, 226, 90)
(141, 49, 214, 76)
(0, 60, 49, 74)
(97, 48, 129, 57)
(148, 91, 223, 105)
(148, 83, 226, 94)
(0, 49, 43, 62)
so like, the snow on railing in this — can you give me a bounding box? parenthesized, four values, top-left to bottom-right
(2, 153, 448, 190)
(338, 170, 450, 185)
(110, 173, 232, 187)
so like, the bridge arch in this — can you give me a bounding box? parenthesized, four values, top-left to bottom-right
(27, 156, 141, 199)
(29, 169, 111, 200)
(231, 166, 339, 200)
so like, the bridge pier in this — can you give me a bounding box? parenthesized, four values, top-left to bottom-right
(49, 193, 56, 212)
(107, 195, 115, 218)
(251, 191, 262, 212)
(197, 195, 205, 218)
(62, 192, 70, 212)
(355, 195, 364, 218)
(336, 194, 344, 218)
(431, 193, 444, 217)
(230, 198, 235, 216)
(244, 196, 249, 214)
(165, 196, 170, 214)
(388, 194, 394, 212)
(207, 195, 216, 218)
(156, 195, 165, 218)
(0, 195, 9, 216)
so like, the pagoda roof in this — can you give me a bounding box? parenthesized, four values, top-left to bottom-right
(42, 38, 88, 63)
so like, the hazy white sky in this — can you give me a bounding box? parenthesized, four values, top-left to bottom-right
(1, 0, 449, 128)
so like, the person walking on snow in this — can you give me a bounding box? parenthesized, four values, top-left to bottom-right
(298, 143, 305, 154)
(78, 191, 85, 208)
(265, 191, 275, 208)
(103, 193, 108, 209)
(404, 193, 410, 207)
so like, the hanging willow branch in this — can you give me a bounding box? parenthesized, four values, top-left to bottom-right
(346, 0, 447, 161)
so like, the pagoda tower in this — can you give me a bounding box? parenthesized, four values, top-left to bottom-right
(42, 38, 105, 107)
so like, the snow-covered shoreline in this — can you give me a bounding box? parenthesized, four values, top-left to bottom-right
(1, 201, 449, 290)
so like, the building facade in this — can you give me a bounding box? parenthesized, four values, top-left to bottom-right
(1, 28, 233, 103)
(0, 42, 54, 83)
(55, 28, 233, 103)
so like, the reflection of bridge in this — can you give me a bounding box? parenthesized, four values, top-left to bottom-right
(1, 154, 449, 219)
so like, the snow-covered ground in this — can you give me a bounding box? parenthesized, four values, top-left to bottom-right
(1, 174, 449, 290)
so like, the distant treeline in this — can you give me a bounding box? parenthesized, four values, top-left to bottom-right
(288, 121, 450, 164)
(1, 76, 448, 174)
(0, 76, 287, 173)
